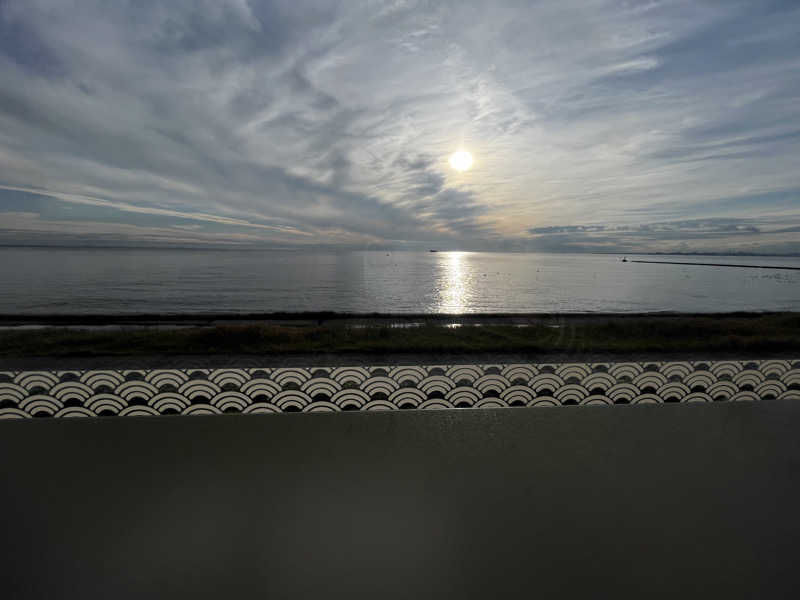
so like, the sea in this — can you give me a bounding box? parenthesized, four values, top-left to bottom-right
(0, 247, 798, 315)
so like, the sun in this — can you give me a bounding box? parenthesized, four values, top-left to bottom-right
(449, 150, 473, 172)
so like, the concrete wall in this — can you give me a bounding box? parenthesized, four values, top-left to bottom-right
(2, 401, 799, 598)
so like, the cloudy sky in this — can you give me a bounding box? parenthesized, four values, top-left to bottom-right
(1, 0, 799, 253)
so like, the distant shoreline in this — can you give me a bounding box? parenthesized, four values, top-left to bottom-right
(0, 245, 797, 258)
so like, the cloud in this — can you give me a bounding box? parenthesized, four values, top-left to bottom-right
(0, 210, 269, 247)
(525, 217, 800, 254)
(0, 1, 799, 251)
(527, 225, 607, 234)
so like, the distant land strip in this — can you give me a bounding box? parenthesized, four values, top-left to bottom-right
(630, 260, 800, 270)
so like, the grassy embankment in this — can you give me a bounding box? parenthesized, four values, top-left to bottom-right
(0, 313, 798, 357)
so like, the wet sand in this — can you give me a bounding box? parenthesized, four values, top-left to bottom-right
(0, 310, 791, 329)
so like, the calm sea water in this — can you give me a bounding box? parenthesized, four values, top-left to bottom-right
(0, 247, 798, 314)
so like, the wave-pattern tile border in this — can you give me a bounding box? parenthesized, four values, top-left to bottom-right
(1, 359, 799, 419)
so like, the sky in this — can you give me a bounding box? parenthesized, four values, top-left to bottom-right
(1, 0, 799, 253)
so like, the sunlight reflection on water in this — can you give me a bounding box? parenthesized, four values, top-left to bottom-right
(437, 252, 470, 313)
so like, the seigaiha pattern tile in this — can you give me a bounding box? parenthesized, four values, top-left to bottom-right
(1, 359, 799, 419)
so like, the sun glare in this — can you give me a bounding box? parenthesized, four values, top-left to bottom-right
(449, 150, 473, 172)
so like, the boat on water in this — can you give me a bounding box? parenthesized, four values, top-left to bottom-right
(429, 249, 438, 252)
